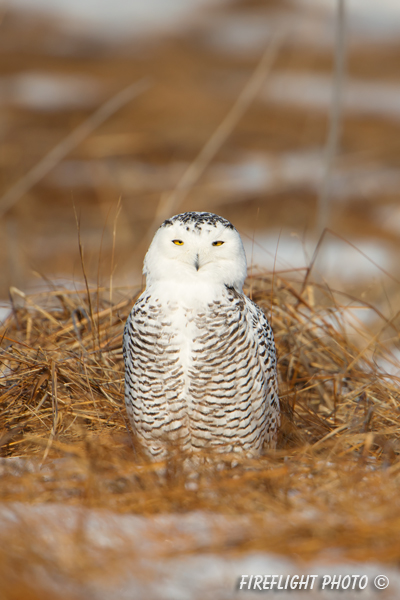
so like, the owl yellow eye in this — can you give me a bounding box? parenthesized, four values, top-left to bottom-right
(212, 241, 224, 246)
(172, 239, 184, 245)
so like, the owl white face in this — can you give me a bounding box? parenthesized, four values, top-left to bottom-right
(143, 212, 247, 292)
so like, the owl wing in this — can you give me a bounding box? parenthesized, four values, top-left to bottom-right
(244, 296, 280, 443)
(123, 291, 155, 434)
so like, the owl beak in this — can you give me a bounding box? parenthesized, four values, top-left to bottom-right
(194, 253, 200, 271)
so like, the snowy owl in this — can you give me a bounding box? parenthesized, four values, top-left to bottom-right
(123, 212, 280, 458)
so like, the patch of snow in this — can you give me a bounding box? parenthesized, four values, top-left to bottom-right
(293, 0, 400, 40)
(0, 72, 102, 111)
(200, 14, 274, 55)
(243, 231, 394, 284)
(4, 0, 226, 40)
(211, 152, 400, 202)
(0, 304, 11, 324)
(5, 0, 400, 46)
(266, 74, 400, 121)
(374, 345, 400, 380)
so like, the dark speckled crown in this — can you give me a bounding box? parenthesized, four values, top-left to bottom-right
(161, 212, 235, 232)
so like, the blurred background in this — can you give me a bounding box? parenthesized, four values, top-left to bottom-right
(0, 0, 400, 354)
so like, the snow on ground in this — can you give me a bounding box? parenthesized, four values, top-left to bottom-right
(242, 231, 394, 286)
(3, 0, 226, 39)
(0, 72, 103, 111)
(0, 305, 11, 325)
(5, 0, 400, 43)
(294, 0, 400, 41)
(266, 74, 400, 121)
(1, 502, 399, 600)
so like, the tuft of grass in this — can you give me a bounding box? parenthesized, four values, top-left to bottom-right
(0, 273, 400, 575)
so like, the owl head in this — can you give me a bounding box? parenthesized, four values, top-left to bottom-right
(143, 212, 247, 292)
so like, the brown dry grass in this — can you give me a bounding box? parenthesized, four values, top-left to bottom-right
(1, 269, 400, 583)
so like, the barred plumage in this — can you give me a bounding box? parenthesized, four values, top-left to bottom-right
(123, 212, 280, 458)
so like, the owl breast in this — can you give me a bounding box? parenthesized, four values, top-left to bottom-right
(123, 286, 279, 458)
